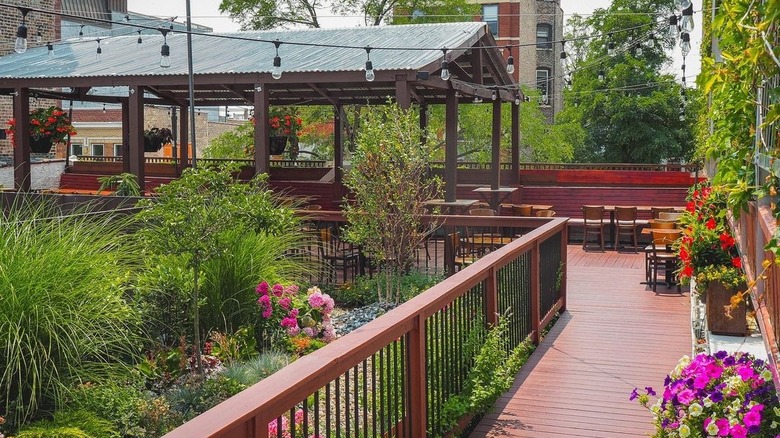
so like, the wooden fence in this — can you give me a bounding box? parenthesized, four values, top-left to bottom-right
(164, 216, 568, 438)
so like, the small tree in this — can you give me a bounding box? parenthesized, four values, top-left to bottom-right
(137, 165, 298, 372)
(343, 103, 442, 303)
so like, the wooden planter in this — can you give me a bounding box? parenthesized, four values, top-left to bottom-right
(705, 281, 747, 336)
(29, 135, 53, 153)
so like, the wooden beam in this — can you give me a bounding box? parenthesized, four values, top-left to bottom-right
(127, 85, 145, 193)
(306, 83, 338, 106)
(146, 86, 188, 106)
(445, 88, 458, 202)
(254, 84, 270, 175)
(471, 47, 483, 85)
(13, 88, 30, 191)
(220, 84, 252, 103)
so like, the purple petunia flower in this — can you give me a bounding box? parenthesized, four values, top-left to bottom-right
(629, 388, 639, 401)
(645, 386, 656, 396)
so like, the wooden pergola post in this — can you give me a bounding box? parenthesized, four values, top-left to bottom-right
(511, 100, 520, 185)
(490, 99, 502, 208)
(127, 85, 145, 192)
(253, 84, 270, 175)
(444, 88, 458, 203)
(13, 87, 30, 191)
(334, 105, 344, 203)
(121, 100, 130, 174)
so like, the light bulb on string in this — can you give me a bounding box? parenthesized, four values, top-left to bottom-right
(598, 70, 605, 82)
(668, 15, 678, 38)
(364, 47, 374, 82)
(78, 25, 85, 40)
(680, 33, 691, 57)
(159, 31, 171, 68)
(271, 40, 282, 80)
(137, 30, 143, 47)
(680, 5, 694, 33)
(506, 49, 515, 74)
(514, 93, 521, 106)
(440, 48, 450, 81)
(560, 40, 567, 60)
(36, 29, 42, 44)
(102, 104, 106, 113)
(47, 42, 53, 57)
(14, 7, 30, 54)
(95, 39, 102, 60)
(648, 33, 657, 48)
(491, 90, 497, 101)
(635, 45, 643, 57)
(675, 0, 692, 12)
(607, 41, 615, 56)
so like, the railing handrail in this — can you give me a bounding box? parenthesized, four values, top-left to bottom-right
(165, 216, 567, 437)
(429, 161, 697, 172)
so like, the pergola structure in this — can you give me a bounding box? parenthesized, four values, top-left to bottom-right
(0, 21, 521, 201)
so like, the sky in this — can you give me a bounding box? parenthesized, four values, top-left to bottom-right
(127, 0, 701, 81)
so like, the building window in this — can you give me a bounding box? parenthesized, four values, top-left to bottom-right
(483, 4, 498, 37)
(91, 143, 104, 156)
(536, 23, 552, 49)
(536, 68, 550, 104)
(114, 144, 122, 157)
(70, 143, 82, 156)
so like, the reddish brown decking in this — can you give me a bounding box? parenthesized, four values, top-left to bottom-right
(471, 246, 691, 437)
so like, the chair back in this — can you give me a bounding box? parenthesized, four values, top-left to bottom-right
(658, 211, 683, 221)
(651, 207, 675, 219)
(582, 205, 605, 223)
(304, 204, 322, 211)
(649, 219, 676, 229)
(469, 208, 496, 216)
(651, 229, 681, 251)
(512, 204, 533, 216)
(614, 206, 637, 222)
(535, 209, 556, 217)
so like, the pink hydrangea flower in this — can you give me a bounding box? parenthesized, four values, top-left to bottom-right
(256, 281, 270, 296)
(272, 283, 285, 297)
(279, 297, 292, 310)
(302, 327, 317, 338)
(308, 292, 325, 309)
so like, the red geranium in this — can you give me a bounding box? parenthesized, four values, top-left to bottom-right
(6, 106, 76, 145)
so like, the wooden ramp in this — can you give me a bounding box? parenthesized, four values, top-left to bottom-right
(471, 246, 691, 437)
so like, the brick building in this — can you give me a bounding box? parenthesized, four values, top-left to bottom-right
(473, 0, 564, 122)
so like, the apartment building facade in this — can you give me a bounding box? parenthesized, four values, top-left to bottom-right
(474, 0, 564, 122)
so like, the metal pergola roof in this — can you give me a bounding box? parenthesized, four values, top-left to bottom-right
(0, 22, 520, 107)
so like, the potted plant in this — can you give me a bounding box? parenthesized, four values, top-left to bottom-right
(632, 351, 779, 437)
(677, 182, 748, 336)
(144, 127, 173, 152)
(267, 106, 303, 155)
(5, 106, 77, 153)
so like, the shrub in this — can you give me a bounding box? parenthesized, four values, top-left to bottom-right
(0, 203, 142, 428)
(134, 254, 193, 349)
(15, 410, 119, 438)
(329, 272, 443, 308)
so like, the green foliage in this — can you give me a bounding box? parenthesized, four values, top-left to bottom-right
(199, 227, 313, 336)
(16, 410, 119, 438)
(438, 316, 534, 436)
(208, 326, 258, 366)
(696, 0, 779, 224)
(0, 203, 142, 428)
(561, 0, 696, 163)
(66, 382, 179, 438)
(203, 120, 254, 159)
(219, 351, 290, 386)
(97, 172, 142, 196)
(164, 374, 247, 421)
(329, 272, 442, 307)
(134, 254, 193, 349)
(343, 103, 442, 303)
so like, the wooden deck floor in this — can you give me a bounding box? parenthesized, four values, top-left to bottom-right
(471, 246, 691, 437)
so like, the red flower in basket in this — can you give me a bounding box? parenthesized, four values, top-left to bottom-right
(6, 106, 76, 146)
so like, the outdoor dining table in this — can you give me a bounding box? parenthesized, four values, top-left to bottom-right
(601, 205, 685, 247)
(472, 187, 518, 210)
(423, 199, 477, 215)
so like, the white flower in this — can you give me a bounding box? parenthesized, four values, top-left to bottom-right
(678, 423, 691, 437)
(688, 403, 703, 417)
(761, 369, 773, 381)
(706, 421, 720, 435)
(703, 397, 713, 408)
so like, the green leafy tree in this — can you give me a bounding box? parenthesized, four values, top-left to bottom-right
(137, 166, 299, 372)
(559, 0, 696, 163)
(342, 103, 442, 303)
(219, 0, 477, 29)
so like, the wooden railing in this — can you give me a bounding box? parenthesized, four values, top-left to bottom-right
(428, 162, 698, 172)
(164, 216, 567, 438)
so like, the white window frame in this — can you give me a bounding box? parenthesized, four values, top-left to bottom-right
(536, 24, 552, 49)
(70, 143, 83, 156)
(114, 144, 123, 157)
(91, 143, 104, 156)
(482, 4, 499, 37)
(536, 68, 550, 104)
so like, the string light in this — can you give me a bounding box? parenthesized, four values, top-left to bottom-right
(47, 41, 53, 57)
(159, 30, 170, 68)
(668, 15, 678, 38)
(680, 5, 694, 33)
(514, 92, 521, 105)
(607, 41, 615, 56)
(14, 7, 30, 54)
(364, 46, 374, 82)
(491, 89, 497, 100)
(675, 0, 692, 11)
(598, 70, 605, 82)
(102, 103, 106, 113)
(36, 29, 42, 43)
(680, 32, 691, 56)
(634, 44, 643, 57)
(440, 48, 450, 81)
(271, 39, 282, 79)
(78, 24, 85, 39)
(95, 38, 102, 60)
(136, 30, 143, 46)
(560, 40, 567, 59)
(505, 47, 515, 74)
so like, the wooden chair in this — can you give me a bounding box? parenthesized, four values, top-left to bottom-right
(535, 209, 556, 217)
(614, 206, 638, 252)
(317, 228, 360, 283)
(644, 219, 679, 281)
(651, 207, 675, 219)
(647, 229, 682, 293)
(582, 205, 606, 251)
(658, 211, 683, 222)
(449, 231, 479, 272)
(512, 204, 533, 217)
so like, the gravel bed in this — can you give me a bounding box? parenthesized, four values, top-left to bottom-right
(331, 302, 397, 337)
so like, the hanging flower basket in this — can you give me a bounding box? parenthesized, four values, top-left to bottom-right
(29, 135, 54, 153)
(269, 136, 288, 155)
(144, 127, 173, 153)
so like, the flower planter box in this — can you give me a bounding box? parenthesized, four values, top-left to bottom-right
(704, 281, 747, 336)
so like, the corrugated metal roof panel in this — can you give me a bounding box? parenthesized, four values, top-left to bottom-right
(0, 22, 486, 79)
(61, 0, 112, 24)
